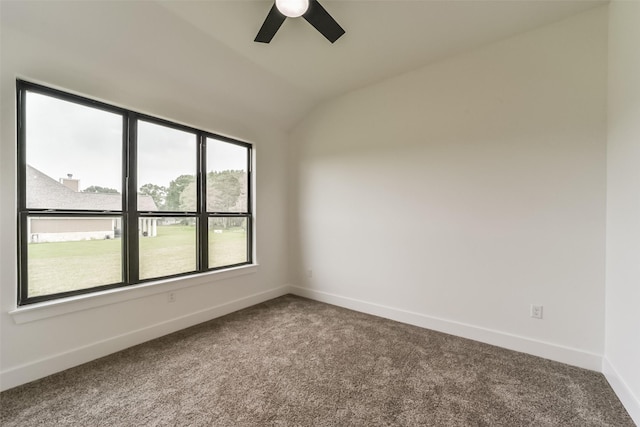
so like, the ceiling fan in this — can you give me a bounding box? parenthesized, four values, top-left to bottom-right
(255, 0, 345, 44)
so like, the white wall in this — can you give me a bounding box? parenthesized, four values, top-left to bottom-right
(290, 8, 608, 370)
(604, 1, 640, 423)
(0, 6, 289, 390)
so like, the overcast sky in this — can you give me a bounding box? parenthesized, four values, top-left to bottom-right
(26, 92, 247, 191)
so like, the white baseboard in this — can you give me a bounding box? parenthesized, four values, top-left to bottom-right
(0, 285, 290, 392)
(603, 357, 640, 425)
(289, 286, 603, 372)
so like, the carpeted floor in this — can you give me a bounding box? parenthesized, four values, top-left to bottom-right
(0, 295, 634, 426)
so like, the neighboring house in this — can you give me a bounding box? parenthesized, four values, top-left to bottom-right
(27, 165, 158, 243)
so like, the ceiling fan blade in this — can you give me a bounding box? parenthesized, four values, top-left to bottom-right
(303, 0, 345, 43)
(255, 4, 286, 43)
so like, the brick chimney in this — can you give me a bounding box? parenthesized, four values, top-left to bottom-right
(60, 174, 79, 192)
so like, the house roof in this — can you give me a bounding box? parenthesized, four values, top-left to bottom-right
(27, 165, 158, 211)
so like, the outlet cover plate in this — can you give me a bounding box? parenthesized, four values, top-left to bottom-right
(530, 304, 543, 319)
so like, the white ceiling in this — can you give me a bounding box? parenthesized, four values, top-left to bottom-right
(2, 0, 607, 132)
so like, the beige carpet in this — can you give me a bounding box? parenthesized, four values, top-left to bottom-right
(0, 295, 634, 426)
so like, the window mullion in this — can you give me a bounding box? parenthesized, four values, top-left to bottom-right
(127, 114, 140, 284)
(198, 134, 208, 271)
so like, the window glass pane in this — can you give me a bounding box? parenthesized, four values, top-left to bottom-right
(139, 217, 197, 280)
(137, 121, 197, 212)
(25, 92, 123, 210)
(27, 216, 122, 297)
(206, 138, 248, 213)
(208, 217, 248, 268)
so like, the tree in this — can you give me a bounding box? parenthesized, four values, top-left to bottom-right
(207, 170, 241, 212)
(166, 174, 195, 211)
(83, 185, 119, 194)
(203, 170, 248, 228)
(169, 171, 247, 224)
(139, 183, 168, 210)
(233, 172, 248, 212)
(179, 181, 197, 211)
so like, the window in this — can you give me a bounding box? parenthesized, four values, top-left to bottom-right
(17, 81, 252, 305)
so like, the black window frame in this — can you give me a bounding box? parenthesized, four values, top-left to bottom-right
(16, 80, 253, 306)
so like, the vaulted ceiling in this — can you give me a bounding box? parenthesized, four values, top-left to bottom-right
(2, 0, 606, 132)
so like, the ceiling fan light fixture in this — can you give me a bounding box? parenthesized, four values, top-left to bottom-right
(255, 0, 345, 44)
(275, 0, 309, 18)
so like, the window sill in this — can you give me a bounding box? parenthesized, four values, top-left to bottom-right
(9, 264, 259, 325)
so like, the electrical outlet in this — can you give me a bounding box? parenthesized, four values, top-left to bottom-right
(168, 292, 176, 303)
(530, 304, 543, 319)
(307, 270, 313, 279)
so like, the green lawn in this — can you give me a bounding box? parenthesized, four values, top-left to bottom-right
(139, 225, 197, 280)
(28, 238, 121, 297)
(28, 225, 247, 297)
